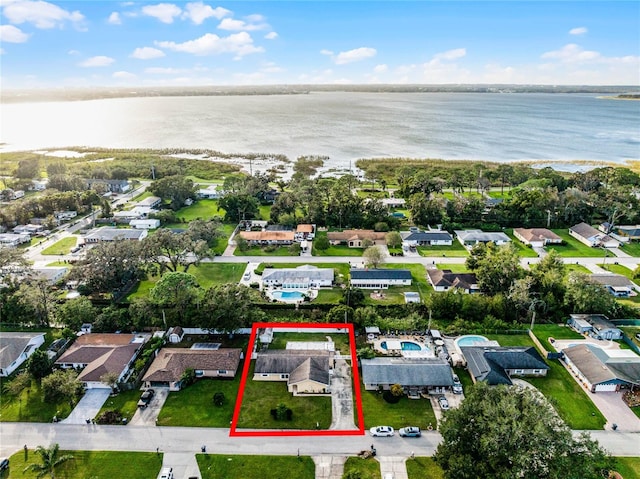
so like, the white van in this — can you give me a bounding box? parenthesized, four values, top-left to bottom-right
(157, 467, 174, 479)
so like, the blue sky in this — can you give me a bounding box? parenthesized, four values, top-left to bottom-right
(1, 1, 638, 88)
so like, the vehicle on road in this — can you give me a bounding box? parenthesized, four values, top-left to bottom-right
(157, 467, 173, 479)
(0, 457, 8, 471)
(243, 272, 251, 281)
(452, 374, 463, 394)
(137, 389, 155, 408)
(398, 426, 421, 437)
(438, 396, 450, 410)
(370, 426, 394, 437)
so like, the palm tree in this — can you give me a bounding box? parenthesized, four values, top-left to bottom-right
(24, 443, 74, 479)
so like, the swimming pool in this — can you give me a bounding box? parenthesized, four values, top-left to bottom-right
(271, 290, 305, 303)
(455, 335, 490, 347)
(381, 340, 425, 351)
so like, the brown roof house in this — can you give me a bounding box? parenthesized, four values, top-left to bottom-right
(237, 230, 295, 246)
(56, 333, 147, 389)
(327, 230, 386, 248)
(513, 228, 562, 248)
(142, 348, 241, 390)
(254, 350, 332, 396)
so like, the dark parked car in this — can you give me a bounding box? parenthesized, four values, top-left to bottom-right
(398, 426, 422, 437)
(0, 457, 9, 471)
(137, 389, 155, 408)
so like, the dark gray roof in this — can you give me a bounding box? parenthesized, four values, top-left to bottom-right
(361, 357, 454, 387)
(461, 346, 549, 386)
(288, 357, 329, 386)
(84, 227, 145, 241)
(427, 269, 478, 290)
(400, 231, 453, 242)
(570, 222, 600, 238)
(350, 269, 412, 280)
(588, 274, 636, 288)
(0, 332, 45, 371)
(255, 349, 330, 377)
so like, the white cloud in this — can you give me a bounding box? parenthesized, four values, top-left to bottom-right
(264, 31, 278, 40)
(218, 17, 268, 31)
(569, 27, 588, 35)
(130, 46, 165, 60)
(67, 49, 80, 55)
(334, 47, 377, 65)
(145, 67, 184, 74)
(156, 32, 263, 57)
(320, 49, 333, 56)
(141, 3, 182, 24)
(108, 12, 121, 25)
(79, 55, 115, 67)
(182, 2, 229, 24)
(374, 64, 388, 73)
(112, 71, 136, 79)
(433, 48, 466, 61)
(0, 24, 30, 43)
(3, 0, 84, 29)
(542, 43, 600, 62)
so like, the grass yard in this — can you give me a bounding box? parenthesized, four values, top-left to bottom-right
(563, 263, 593, 274)
(158, 375, 242, 427)
(385, 263, 432, 296)
(312, 231, 364, 257)
(406, 457, 444, 479)
(363, 286, 420, 305)
(598, 263, 636, 279)
(176, 199, 224, 221)
(342, 457, 381, 479)
(7, 450, 162, 479)
(360, 390, 437, 430)
(258, 204, 271, 221)
(269, 332, 351, 355)
(418, 242, 469, 258)
(531, 324, 583, 349)
(236, 363, 332, 430)
(196, 454, 315, 479)
(547, 230, 616, 258)
(0, 378, 73, 423)
(96, 389, 140, 424)
(620, 241, 640, 257)
(315, 288, 345, 304)
(212, 223, 236, 255)
(41, 236, 78, 255)
(504, 229, 539, 258)
(437, 263, 470, 273)
(612, 457, 640, 479)
(234, 245, 296, 256)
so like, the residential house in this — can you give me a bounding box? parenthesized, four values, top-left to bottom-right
(54, 211, 78, 222)
(380, 198, 406, 208)
(254, 349, 332, 396)
(360, 357, 454, 395)
(83, 227, 148, 244)
(327, 230, 387, 248)
(142, 348, 241, 391)
(237, 230, 295, 246)
(562, 343, 640, 393)
(129, 219, 161, 230)
(13, 224, 44, 235)
(86, 179, 131, 194)
(569, 222, 620, 248)
(0, 233, 31, 247)
(197, 185, 224, 199)
(588, 274, 638, 298)
(401, 230, 453, 247)
(56, 333, 147, 388)
(294, 224, 316, 241)
(0, 332, 46, 377)
(427, 269, 480, 293)
(454, 229, 511, 248)
(33, 267, 68, 284)
(613, 225, 640, 241)
(113, 210, 145, 221)
(136, 196, 162, 209)
(262, 265, 334, 289)
(350, 269, 412, 289)
(513, 228, 563, 248)
(567, 314, 623, 340)
(460, 346, 549, 385)
(567, 315, 593, 335)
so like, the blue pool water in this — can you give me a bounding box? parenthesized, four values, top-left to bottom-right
(380, 340, 424, 351)
(272, 290, 305, 302)
(456, 335, 489, 347)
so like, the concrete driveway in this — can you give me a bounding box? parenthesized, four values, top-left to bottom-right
(329, 358, 357, 430)
(129, 388, 170, 426)
(61, 388, 111, 424)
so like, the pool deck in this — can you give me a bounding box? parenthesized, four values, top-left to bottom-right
(371, 335, 435, 358)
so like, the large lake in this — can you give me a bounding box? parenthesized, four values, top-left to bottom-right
(1, 92, 638, 168)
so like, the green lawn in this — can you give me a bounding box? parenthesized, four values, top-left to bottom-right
(234, 245, 296, 256)
(485, 331, 606, 430)
(175, 199, 224, 221)
(96, 389, 140, 424)
(547, 230, 617, 258)
(158, 375, 242, 427)
(258, 204, 271, 221)
(236, 363, 332, 430)
(315, 288, 345, 304)
(7, 450, 162, 479)
(360, 390, 437, 430)
(437, 263, 470, 273)
(342, 457, 381, 479)
(418, 242, 469, 258)
(620, 241, 640, 257)
(406, 457, 444, 479)
(196, 455, 315, 479)
(504, 229, 539, 258)
(212, 223, 236, 255)
(41, 236, 78, 255)
(269, 332, 351, 355)
(385, 263, 432, 298)
(312, 231, 364, 257)
(0, 378, 73, 423)
(564, 263, 593, 274)
(613, 457, 640, 479)
(598, 263, 636, 279)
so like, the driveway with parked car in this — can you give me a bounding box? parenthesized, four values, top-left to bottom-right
(129, 388, 169, 426)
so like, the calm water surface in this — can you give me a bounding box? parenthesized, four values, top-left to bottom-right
(1, 92, 638, 168)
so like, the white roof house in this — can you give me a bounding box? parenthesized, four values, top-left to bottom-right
(262, 265, 334, 289)
(83, 227, 148, 243)
(129, 219, 161, 230)
(455, 229, 511, 248)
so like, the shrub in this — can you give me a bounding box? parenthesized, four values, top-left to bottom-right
(383, 390, 401, 404)
(213, 392, 225, 407)
(96, 409, 123, 425)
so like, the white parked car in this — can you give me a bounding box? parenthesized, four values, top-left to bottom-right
(438, 396, 450, 410)
(370, 426, 394, 437)
(157, 467, 174, 479)
(452, 374, 463, 394)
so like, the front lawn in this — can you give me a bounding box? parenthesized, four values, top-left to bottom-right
(8, 450, 162, 479)
(158, 375, 242, 427)
(547, 230, 616, 257)
(437, 263, 470, 273)
(360, 390, 437, 430)
(235, 363, 332, 430)
(212, 223, 236, 255)
(598, 263, 636, 279)
(620, 241, 640, 257)
(96, 389, 140, 424)
(564, 263, 592, 274)
(41, 236, 78, 255)
(406, 457, 444, 479)
(234, 245, 296, 256)
(613, 457, 640, 479)
(175, 199, 224, 221)
(269, 331, 351, 355)
(0, 378, 73, 423)
(504, 229, 539, 258)
(418, 242, 469, 258)
(342, 457, 381, 479)
(312, 231, 364, 257)
(196, 454, 315, 479)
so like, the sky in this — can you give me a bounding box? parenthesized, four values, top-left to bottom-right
(0, 1, 639, 88)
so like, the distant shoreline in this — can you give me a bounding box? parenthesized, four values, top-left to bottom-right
(2, 84, 638, 104)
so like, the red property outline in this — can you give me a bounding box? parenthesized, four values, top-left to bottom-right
(230, 322, 365, 436)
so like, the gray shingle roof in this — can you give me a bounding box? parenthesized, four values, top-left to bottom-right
(361, 357, 454, 387)
(255, 350, 330, 383)
(84, 227, 145, 241)
(427, 269, 478, 290)
(350, 269, 412, 280)
(0, 332, 45, 372)
(400, 231, 453, 242)
(461, 346, 549, 386)
(570, 222, 600, 239)
(454, 229, 511, 243)
(588, 274, 636, 288)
